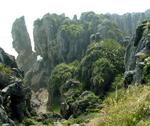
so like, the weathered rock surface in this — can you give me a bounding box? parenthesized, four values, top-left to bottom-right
(33, 13, 90, 63)
(24, 59, 50, 89)
(31, 88, 48, 114)
(124, 20, 150, 84)
(0, 47, 32, 125)
(12, 11, 146, 91)
(11, 10, 150, 113)
(12, 16, 36, 73)
(0, 48, 17, 68)
(107, 9, 150, 36)
(60, 80, 101, 119)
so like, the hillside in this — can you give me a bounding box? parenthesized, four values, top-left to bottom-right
(87, 85, 150, 126)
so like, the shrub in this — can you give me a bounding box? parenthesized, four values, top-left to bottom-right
(144, 57, 150, 83)
(91, 58, 114, 95)
(79, 39, 125, 96)
(48, 62, 78, 106)
(0, 63, 12, 75)
(111, 74, 124, 90)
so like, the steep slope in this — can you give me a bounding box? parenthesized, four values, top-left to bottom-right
(87, 85, 150, 126)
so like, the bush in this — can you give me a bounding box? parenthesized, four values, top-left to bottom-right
(111, 74, 124, 90)
(22, 118, 37, 125)
(144, 57, 150, 83)
(48, 62, 78, 106)
(0, 63, 12, 75)
(91, 58, 114, 95)
(49, 63, 77, 94)
(79, 39, 125, 96)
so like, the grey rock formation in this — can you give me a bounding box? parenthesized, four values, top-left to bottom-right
(107, 9, 150, 36)
(0, 48, 17, 68)
(125, 20, 150, 84)
(60, 80, 100, 119)
(12, 16, 36, 73)
(96, 19, 124, 42)
(33, 13, 65, 63)
(11, 11, 150, 111)
(0, 48, 32, 125)
(24, 59, 50, 89)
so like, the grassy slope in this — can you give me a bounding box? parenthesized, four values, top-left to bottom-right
(87, 85, 150, 126)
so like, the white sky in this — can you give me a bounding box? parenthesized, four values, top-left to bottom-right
(0, 0, 150, 57)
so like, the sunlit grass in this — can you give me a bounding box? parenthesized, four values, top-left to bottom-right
(87, 85, 150, 126)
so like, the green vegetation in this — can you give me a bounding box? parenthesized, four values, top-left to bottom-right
(62, 112, 100, 126)
(111, 74, 124, 90)
(86, 85, 150, 126)
(61, 24, 84, 37)
(91, 58, 114, 95)
(97, 19, 124, 41)
(71, 91, 101, 117)
(48, 62, 78, 106)
(46, 38, 125, 121)
(144, 57, 150, 83)
(0, 63, 12, 75)
(3, 12, 150, 126)
(49, 62, 78, 95)
(20, 117, 53, 126)
(79, 39, 125, 96)
(59, 23, 87, 62)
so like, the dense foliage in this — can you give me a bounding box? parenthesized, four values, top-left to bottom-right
(90, 85, 150, 126)
(48, 62, 78, 106)
(144, 57, 150, 83)
(0, 63, 12, 75)
(79, 39, 125, 96)
(49, 63, 77, 96)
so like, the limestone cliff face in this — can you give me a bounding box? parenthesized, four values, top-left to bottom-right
(107, 9, 150, 36)
(33, 13, 90, 64)
(125, 20, 150, 84)
(12, 16, 36, 73)
(11, 10, 150, 91)
(33, 14, 66, 66)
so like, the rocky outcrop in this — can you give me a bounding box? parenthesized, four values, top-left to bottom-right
(11, 16, 50, 90)
(24, 59, 50, 89)
(0, 48, 17, 68)
(31, 88, 48, 114)
(12, 16, 36, 73)
(0, 47, 32, 125)
(11, 10, 150, 112)
(33, 13, 66, 63)
(107, 9, 150, 36)
(33, 13, 90, 64)
(60, 80, 101, 119)
(124, 20, 150, 85)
